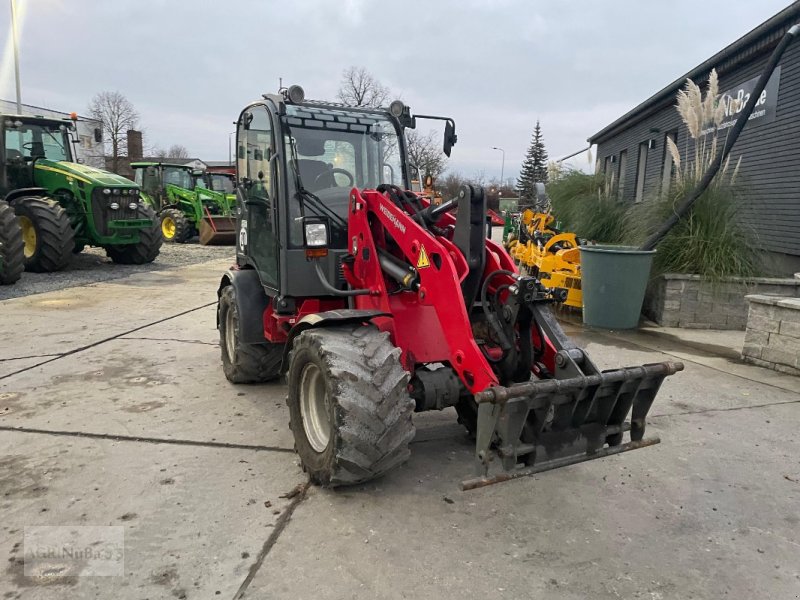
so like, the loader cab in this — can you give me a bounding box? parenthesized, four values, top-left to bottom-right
(235, 93, 410, 296)
(203, 172, 235, 194)
(0, 115, 74, 195)
(132, 162, 194, 210)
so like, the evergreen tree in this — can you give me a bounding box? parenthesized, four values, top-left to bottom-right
(516, 120, 549, 200)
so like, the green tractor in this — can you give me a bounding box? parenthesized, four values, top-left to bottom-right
(132, 162, 237, 245)
(0, 199, 24, 284)
(0, 114, 161, 272)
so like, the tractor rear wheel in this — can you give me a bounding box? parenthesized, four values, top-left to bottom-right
(160, 209, 193, 243)
(105, 205, 162, 265)
(13, 197, 74, 273)
(0, 200, 24, 285)
(218, 284, 283, 383)
(286, 325, 415, 487)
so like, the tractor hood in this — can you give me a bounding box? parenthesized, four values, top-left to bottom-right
(34, 160, 138, 188)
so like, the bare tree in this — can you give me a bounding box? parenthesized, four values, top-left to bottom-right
(337, 66, 390, 108)
(439, 172, 467, 199)
(88, 91, 139, 174)
(166, 144, 190, 159)
(406, 130, 448, 180)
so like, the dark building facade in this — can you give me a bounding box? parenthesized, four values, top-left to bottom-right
(588, 2, 800, 274)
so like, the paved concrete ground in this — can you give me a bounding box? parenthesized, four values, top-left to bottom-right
(1, 258, 799, 599)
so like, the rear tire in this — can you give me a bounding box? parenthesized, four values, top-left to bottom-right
(286, 325, 415, 487)
(105, 205, 162, 265)
(0, 200, 24, 284)
(160, 209, 193, 243)
(218, 284, 283, 383)
(13, 196, 74, 273)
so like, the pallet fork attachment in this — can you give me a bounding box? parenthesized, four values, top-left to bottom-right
(462, 304, 684, 490)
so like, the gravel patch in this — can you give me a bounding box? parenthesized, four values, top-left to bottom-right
(0, 242, 234, 300)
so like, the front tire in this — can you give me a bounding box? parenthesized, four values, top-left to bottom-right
(0, 200, 24, 284)
(105, 205, 162, 265)
(160, 209, 193, 243)
(286, 325, 415, 487)
(13, 196, 74, 273)
(218, 284, 283, 383)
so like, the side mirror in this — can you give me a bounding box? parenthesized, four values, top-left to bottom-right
(443, 120, 457, 157)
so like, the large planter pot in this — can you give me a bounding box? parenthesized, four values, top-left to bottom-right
(580, 245, 656, 329)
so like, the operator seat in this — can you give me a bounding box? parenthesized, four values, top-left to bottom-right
(296, 159, 335, 193)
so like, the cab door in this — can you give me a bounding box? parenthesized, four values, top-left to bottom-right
(237, 105, 279, 290)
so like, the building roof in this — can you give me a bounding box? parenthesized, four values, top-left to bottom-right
(588, 2, 800, 145)
(0, 99, 98, 123)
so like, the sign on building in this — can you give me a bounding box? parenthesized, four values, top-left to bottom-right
(702, 67, 781, 136)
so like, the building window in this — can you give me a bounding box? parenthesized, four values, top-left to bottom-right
(660, 130, 678, 196)
(617, 150, 627, 201)
(634, 142, 648, 203)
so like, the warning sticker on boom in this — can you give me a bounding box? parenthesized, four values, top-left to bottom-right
(417, 245, 431, 269)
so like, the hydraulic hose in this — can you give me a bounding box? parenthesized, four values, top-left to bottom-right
(313, 259, 370, 297)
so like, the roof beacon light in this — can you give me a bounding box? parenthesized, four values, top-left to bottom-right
(287, 85, 305, 104)
(389, 100, 405, 118)
(69, 112, 78, 121)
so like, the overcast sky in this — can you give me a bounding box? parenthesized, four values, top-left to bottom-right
(0, 0, 793, 181)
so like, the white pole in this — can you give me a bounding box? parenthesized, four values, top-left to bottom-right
(10, 0, 22, 113)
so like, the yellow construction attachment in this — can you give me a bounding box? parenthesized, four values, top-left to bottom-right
(510, 210, 583, 309)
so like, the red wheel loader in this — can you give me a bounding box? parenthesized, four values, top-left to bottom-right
(217, 86, 683, 489)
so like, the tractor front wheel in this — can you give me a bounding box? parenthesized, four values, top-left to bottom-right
(286, 325, 415, 487)
(13, 197, 74, 273)
(0, 200, 24, 284)
(218, 284, 283, 383)
(105, 205, 162, 265)
(160, 209, 193, 243)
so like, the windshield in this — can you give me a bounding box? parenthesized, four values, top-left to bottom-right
(163, 166, 194, 190)
(4, 120, 71, 162)
(283, 105, 405, 247)
(208, 174, 234, 194)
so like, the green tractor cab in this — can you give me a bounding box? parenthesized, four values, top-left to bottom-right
(132, 162, 237, 245)
(0, 114, 161, 272)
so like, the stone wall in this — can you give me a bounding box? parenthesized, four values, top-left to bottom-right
(742, 295, 800, 375)
(644, 274, 800, 330)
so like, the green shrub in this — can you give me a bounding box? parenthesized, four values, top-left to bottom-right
(626, 179, 761, 281)
(547, 169, 627, 244)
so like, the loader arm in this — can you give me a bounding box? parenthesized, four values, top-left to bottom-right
(342, 185, 683, 489)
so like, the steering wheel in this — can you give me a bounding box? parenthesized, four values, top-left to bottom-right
(314, 168, 354, 188)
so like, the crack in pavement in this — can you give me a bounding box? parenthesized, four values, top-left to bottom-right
(232, 482, 310, 600)
(0, 425, 295, 453)
(0, 353, 62, 362)
(0, 301, 217, 381)
(121, 336, 219, 346)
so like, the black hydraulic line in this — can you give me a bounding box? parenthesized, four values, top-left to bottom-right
(479, 269, 517, 352)
(641, 23, 800, 251)
(313, 259, 370, 296)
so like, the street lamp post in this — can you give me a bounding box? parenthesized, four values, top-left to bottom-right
(10, 0, 22, 113)
(492, 146, 505, 188)
(228, 131, 237, 166)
